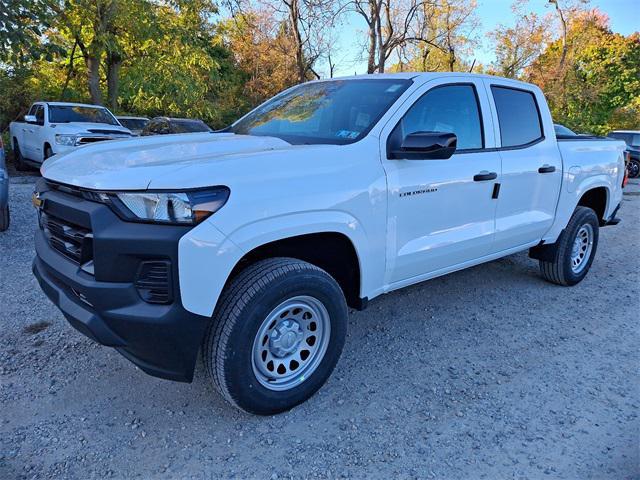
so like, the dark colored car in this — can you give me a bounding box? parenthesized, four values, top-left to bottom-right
(607, 130, 640, 178)
(116, 116, 149, 136)
(141, 117, 212, 136)
(0, 135, 9, 231)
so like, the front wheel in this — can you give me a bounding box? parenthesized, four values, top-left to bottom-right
(44, 145, 53, 160)
(13, 140, 28, 171)
(203, 258, 348, 415)
(539, 206, 599, 286)
(627, 158, 640, 179)
(0, 205, 9, 232)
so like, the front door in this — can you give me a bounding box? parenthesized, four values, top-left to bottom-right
(24, 105, 45, 161)
(382, 79, 501, 285)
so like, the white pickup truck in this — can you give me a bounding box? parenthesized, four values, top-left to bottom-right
(32, 73, 626, 415)
(9, 101, 132, 170)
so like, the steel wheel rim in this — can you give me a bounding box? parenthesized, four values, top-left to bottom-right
(251, 295, 331, 391)
(629, 161, 640, 178)
(571, 223, 593, 273)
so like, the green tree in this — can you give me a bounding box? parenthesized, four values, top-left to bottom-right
(527, 10, 640, 134)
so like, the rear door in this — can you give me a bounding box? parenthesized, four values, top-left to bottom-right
(485, 82, 563, 253)
(381, 77, 502, 285)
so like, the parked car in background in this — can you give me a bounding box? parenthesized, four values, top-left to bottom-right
(554, 123, 578, 137)
(141, 117, 212, 136)
(607, 130, 640, 178)
(33, 73, 626, 415)
(0, 135, 9, 231)
(116, 116, 149, 136)
(9, 102, 133, 170)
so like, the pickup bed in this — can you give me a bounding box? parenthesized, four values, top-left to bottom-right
(10, 101, 131, 170)
(32, 73, 626, 414)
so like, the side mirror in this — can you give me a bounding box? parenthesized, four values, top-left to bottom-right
(391, 131, 457, 160)
(24, 114, 37, 124)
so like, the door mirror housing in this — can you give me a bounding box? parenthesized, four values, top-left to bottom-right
(390, 131, 457, 160)
(24, 114, 37, 124)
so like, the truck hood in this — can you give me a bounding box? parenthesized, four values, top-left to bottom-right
(50, 122, 132, 135)
(41, 133, 294, 190)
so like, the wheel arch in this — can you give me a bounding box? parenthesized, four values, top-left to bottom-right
(576, 185, 609, 225)
(229, 231, 365, 310)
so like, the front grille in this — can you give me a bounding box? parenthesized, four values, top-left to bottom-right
(135, 261, 173, 304)
(41, 212, 93, 265)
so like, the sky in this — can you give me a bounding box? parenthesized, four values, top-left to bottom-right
(327, 0, 639, 77)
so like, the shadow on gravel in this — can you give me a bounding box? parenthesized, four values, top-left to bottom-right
(22, 321, 51, 335)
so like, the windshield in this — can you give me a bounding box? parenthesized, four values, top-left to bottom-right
(119, 118, 148, 130)
(49, 105, 118, 125)
(170, 119, 211, 133)
(230, 79, 412, 145)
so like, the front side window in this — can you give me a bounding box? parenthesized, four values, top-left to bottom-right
(491, 86, 543, 147)
(231, 79, 411, 145)
(395, 84, 484, 150)
(35, 106, 44, 124)
(49, 105, 118, 126)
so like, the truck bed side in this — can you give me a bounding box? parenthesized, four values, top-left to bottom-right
(542, 137, 626, 243)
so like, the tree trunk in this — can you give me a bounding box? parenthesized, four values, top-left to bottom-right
(86, 55, 102, 105)
(366, 0, 378, 73)
(552, 0, 568, 72)
(287, 0, 306, 83)
(106, 52, 122, 111)
(76, 38, 103, 105)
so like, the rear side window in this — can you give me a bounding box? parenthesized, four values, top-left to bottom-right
(491, 86, 543, 148)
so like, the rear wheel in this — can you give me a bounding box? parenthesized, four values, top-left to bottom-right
(539, 206, 599, 286)
(203, 258, 348, 415)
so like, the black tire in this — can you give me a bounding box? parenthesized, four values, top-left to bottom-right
(44, 145, 53, 160)
(203, 257, 348, 415)
(627, 158, 640, 179)
(13, 140, 28, 171)
(539, 206, 599, 286)
(0, 205, 8, 232)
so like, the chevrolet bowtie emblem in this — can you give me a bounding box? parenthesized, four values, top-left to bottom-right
(32, 191, 43, 209)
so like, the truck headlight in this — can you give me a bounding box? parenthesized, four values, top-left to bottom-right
(109, 188, 230, 225)
(55, 134, 77, 146)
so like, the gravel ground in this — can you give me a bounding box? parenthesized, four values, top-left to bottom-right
(1, 177, 639, 480)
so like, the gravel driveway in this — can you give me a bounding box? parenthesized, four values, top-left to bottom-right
(1, 178, 638, 480)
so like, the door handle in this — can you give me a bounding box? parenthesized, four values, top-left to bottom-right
(473, 171, 498, 181)
(538, 165, 556, 173)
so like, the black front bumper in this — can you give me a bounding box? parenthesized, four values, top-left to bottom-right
(32, 180, 211, 382)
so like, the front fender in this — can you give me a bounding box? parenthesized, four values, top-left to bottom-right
(178, 211, 379, 318)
